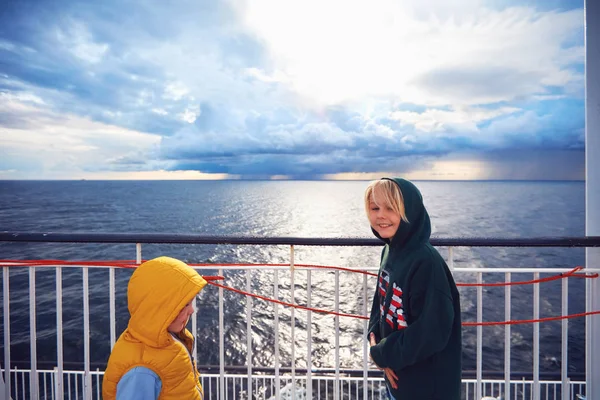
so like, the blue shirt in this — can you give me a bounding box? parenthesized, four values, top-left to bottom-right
(116, 367, 162, 400)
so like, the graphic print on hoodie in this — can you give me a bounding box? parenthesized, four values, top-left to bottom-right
(379, 270, 408, 330)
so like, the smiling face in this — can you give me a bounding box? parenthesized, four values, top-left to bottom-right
(368, 193, 401, 239)
(364, 180, 407, 240)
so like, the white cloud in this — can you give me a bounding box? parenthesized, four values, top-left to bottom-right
(0, 97, 161, 177)
(56, 21, 109, 64)
(151, 108, 168, 115)
(241, 0, 583, 106)
(0, 91, 45, 105)
(178, 105, 201, 123)
(390, 106, 521, 133)
(163, 82, 191, 101)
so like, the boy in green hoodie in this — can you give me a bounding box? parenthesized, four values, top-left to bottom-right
(365, 178, 462, 400)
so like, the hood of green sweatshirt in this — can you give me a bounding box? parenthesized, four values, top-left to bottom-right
(371, 178, 432, 249)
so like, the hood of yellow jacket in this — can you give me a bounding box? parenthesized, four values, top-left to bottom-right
(126, 256, 207, 347)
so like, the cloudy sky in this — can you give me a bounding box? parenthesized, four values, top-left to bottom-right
(0, 0, 585, 180)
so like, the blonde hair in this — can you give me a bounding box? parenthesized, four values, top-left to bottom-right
(364, 179, 409, 223)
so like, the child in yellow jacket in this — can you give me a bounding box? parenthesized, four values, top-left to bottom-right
(103, 256, 207, 400)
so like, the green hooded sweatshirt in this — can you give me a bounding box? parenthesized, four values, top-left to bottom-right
(368, 178, 462, 400)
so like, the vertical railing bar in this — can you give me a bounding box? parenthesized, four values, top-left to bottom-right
(12, 368, 16, 400)
(3, 267, 11, 400)
(83, 267, 91, 400)
(274, 269, 280, 399)
(363, 271, 368, 400)
(52, 367, 56, 400)
(307, 269, 312, 400)
(219, 267, 225, 400)
(109, 267, 116, 350)
(505, 272, 511, 400)
(334, 269, 340, 400)
(533, 272, 540, 400)
(30, 266, 38, 400)
(562, 277, 569, 400)
(56, 267, 64, 400)
(135, 243, 142, 264)
(477, 271, 483, 400)
(290, 245, 296, 398)
(246, 268, 252, 399)
(448, 246, 454, 271)
(192, 294, 197, 358)
(530, 378, 533, 399)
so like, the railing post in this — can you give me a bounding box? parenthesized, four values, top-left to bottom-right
(135, 243, 142, 264)
(0, 365, 10, 400)
(476, 272, 483, 400)
(218, 267, 225, 399)
(56, 267, 64, 400)
(83, 267, 92, 400)
(363, 272, 369, 400)
(109, 267, 116, 350)
(306, 268, 313, 399)
(29, 267, 38, 400)
(290, 245, 296, 398)
(53, 367, 60, 400)
(504, 272, 511, 400)
(3, 267, 11, 400)
(334, 269, 340, 400)
(562, 278, 569, 400)
(585, 1, 600, 399)
(245, 268, 253, 399)
(274, 269, 280, 399)
(533, 273, 540, 400)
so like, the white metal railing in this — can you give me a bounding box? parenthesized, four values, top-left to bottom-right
(0, 242, 597, 400)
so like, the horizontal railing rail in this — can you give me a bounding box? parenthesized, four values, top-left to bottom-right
(1, 360, 588, 381)
(1, 231, 600, 247)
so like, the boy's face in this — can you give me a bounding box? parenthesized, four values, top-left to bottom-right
(168, 299, 195, 333)
(368, 196, 401, 239)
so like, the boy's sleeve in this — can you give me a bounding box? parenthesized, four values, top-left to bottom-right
(369, 260, 454, 371)
(117, 366, 162, 400)
(367, 285, 381, 341)
(367, 247, 386, 340)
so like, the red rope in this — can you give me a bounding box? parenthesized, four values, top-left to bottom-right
(457, 266, 599, 287)
(210, 279, 600, 326)
(462, 310, 600, 327)
(207, 281, 365, 319)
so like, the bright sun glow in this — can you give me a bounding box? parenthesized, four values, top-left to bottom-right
(242, 0, 582, 106)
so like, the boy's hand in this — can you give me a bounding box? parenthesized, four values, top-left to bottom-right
(369, 333, 398, 389)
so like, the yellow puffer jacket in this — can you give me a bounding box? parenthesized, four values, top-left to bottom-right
(102, 256, 208, 399)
